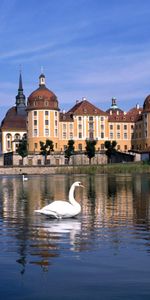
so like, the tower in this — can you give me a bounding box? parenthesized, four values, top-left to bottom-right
(15, 72, 26, 115)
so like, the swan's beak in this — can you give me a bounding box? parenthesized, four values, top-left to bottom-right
(80, 184, 84, 188)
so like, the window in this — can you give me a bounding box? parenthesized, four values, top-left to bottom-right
(110, 124, 113, 130)
(55, 111, 57, 117)
(78, 124, 82, 129)
(63, 132, 67, 139)
(89, 116, 93, 121)
(124, 125, 127, 130)
(124, 132, 127, 139)
(6, 134, 11, 150)
(70, 132, 73, 139)
(117, 124, 120, 130)
(63, 123, 66, 130)
(55, 120, 57, 126)
(110, 132, 113, 139)
(45, 129, 49, 136)
(79, 132, 82, 138)
(117, 132, 120, 139)
(34, 111, 37, 116)
(55, 129, 58, 136)
(78, 116, 82, 121)
(70, 123, 73, 130)
(34, 129, 37, 136)
(7, 138, 11, 150)
(101, 132, 104, 138)
(89, 123, 93, 130)
(124, 145, 127, 150)
(101, 124, 104, 130)
(101, 116, 104, 121)
(34, 120, 37, 126)
(45, 111, 49, 116)
(45, 120, 49, 126)
(15, 134, 20, 140)
(44, 101, 49, 107)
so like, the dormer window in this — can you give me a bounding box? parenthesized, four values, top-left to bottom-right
(44, 101, 49, 107)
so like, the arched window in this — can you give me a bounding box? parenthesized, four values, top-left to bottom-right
(14, 133, 21, 152)
(14, 133, 20, 141)
(6, 134, 12, 151)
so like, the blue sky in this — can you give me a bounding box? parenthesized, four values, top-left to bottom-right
(1, 0, 150, 120)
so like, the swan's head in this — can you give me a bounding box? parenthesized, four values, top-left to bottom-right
(73, 181, 84, 188)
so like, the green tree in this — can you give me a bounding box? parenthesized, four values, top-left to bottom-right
(40, 139, 54, 164)
(65, 140, 75, 164)
(104, 140, 117, 163)
(17, 137, 28, 164)
(85, 139, 97, 164)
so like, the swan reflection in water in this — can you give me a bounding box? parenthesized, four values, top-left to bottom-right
(26, 218, 82, 271)
(42, 218, 81, 248)
(17, 218, 81, 273)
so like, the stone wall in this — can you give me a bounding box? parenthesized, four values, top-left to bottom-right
(4, 152, 107, 166)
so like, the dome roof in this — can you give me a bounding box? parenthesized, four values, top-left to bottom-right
(143, 95, 150, 112)
(27, 74, 59, 111)
(1, 107, 27, 131)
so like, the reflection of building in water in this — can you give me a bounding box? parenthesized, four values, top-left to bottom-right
(81, 175, 134, 229)
(2, 174, 150, 272)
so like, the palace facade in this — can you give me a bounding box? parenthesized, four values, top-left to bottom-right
(0, 72, 150, 155)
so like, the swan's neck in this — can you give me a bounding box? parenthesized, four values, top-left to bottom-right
(69, 185, 78, 206)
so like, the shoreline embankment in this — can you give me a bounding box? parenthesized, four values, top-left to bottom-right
(0, 162, 149, 175)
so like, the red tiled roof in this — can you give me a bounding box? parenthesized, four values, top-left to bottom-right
(108, 106, 143, 123)
(59, 112, 74, 122)
(67, 100, 106, 115)
(106, 108, 124, 114)
(27, 86, 59, 111)
(1, 107, 27, 131)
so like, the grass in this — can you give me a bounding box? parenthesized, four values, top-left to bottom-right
(56, 162, 150, 174)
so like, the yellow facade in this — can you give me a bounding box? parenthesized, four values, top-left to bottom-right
(2, 73, 150, 156)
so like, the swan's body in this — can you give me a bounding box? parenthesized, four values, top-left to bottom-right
(35, 181, 83, 218)
(22, 175, 28, 181)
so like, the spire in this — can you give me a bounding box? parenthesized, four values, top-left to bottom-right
(16, 70, 26, 115)
(19, 71, 23, 91)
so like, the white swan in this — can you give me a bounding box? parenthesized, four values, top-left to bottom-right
(35, 181, 84, 218)
(22, 174, 28, 181)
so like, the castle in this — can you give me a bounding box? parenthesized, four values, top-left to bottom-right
(0, 72, 149, 160)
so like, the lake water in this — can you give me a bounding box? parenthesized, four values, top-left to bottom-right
(1, 173, 150, 300)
